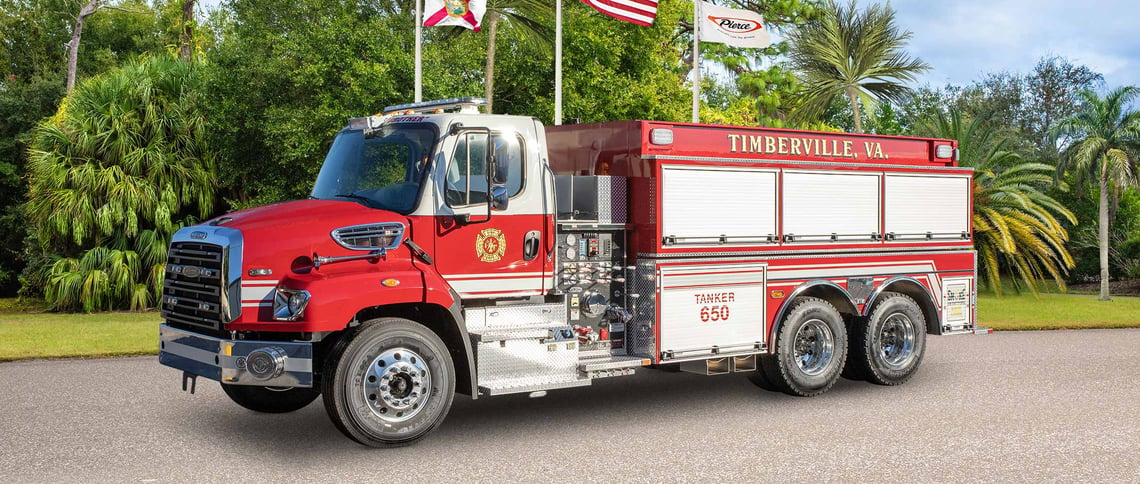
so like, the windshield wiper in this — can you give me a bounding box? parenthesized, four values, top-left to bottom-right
(333, 193, 375, 207)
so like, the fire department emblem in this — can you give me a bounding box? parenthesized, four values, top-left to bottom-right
(476, 228, 506, 263)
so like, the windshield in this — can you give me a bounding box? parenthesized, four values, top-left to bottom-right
(311, 124, 438, 213)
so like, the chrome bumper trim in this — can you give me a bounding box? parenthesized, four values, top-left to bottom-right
(158, 324, 313, 387)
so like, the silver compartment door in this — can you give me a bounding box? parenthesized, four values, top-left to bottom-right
(782, 171, 881, 242)
(661, 166, 778, 246)
(658, 263, 767, 359)
(884, 174, 971, 241)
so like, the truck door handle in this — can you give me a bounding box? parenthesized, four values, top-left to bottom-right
(523, 230, 540, 261)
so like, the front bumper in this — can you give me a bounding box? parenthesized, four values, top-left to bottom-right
(158, 324, 314, 387)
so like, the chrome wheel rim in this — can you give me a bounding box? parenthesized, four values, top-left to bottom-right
(878, 313, 917, 370)
(363, 347, 431, 423)
(793, 319, 835, 376)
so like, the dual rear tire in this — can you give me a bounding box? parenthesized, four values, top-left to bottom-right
(751, 297, 848, 396)
(751, 292, 926, 396)
(845, 292, 926, 386)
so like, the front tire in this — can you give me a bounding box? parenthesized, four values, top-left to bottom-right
(848, 292, 926, 386)
(759, 297, 847, 397)
(221, 384, 320, 414)
(322, 318, 455, 448)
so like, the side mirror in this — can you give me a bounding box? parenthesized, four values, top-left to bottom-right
(489, 137, 510, 186)
(487, 136, 510, 211)
(490, 185, 509, 211)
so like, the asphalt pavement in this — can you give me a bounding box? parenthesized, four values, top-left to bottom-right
(1, 329, 1138, 483)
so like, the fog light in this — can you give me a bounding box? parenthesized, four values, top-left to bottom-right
(245, 347, 287, 381)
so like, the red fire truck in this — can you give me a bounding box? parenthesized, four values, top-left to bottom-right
(159, 98, 977, 447)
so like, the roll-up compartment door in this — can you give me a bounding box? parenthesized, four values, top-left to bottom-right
(658, 263, 767, 360)
(782, 171, 881, 242)
(661, 166, 777, 245)
(885, 174, 971, 241)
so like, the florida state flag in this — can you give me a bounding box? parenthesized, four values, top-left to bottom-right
(423, 0, 487, 31)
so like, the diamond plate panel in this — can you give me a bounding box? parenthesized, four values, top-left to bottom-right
(476, 336, 580, 391)
(465, 303, 566, 332)
(625, 259, 658, 359)
(597, 176, 628, 224)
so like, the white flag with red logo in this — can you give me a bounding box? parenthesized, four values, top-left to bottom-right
(424, 0, 487, 31)
(699, 1, 770, 48)
(579, 0, 659, 26)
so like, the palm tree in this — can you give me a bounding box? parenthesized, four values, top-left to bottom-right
(921, 109, 1076, 295)
(786, 0, 929, 133)
(1054, 87, 1140, 301)
(437, 0, 552, 113)
(27, 55, 215, 311)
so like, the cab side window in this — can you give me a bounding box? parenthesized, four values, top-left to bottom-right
(445, 133, 523, 207)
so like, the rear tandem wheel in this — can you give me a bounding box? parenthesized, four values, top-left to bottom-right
(752, 297, 848, 397)
(846, 292, 927, 386)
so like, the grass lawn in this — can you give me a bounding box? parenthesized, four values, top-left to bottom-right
(977, 292, 1140, 330)
(0, 308, 161, 361)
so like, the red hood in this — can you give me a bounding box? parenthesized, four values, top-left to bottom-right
(213, 199, 406, 232)
(209, 199, 411, 271)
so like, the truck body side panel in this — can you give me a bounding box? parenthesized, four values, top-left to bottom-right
(547, 121, 975, 363)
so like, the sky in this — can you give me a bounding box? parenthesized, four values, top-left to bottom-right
(856, 0, 1140, 88)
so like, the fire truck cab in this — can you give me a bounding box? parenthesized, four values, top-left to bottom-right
(159, 98, 977, 447)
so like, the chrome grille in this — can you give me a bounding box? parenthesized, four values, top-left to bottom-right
(331, 222, 404, 251)
(162, 242, 226, 333)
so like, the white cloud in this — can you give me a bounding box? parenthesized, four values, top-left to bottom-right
(858, 0, 1140, 87)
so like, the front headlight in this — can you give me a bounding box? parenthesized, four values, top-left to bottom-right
(273, 288, 311, 321)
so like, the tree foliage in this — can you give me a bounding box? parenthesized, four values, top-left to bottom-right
(688, 0, 821, 126)
(1, 0, 192, 297)
(435, 0, 552, 113)
(202, 0, 493, 208)
(1054, 87, 1140, 300)
(919, 109, 1075, 294)
(786, 0, 928, 133)
(26, 55, 214, 310)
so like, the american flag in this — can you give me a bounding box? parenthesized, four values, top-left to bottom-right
(579, 0, 659, 26)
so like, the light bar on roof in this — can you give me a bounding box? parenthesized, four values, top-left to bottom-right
(383, 97, 487, 115)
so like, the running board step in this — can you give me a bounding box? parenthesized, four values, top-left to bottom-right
(578, 355, 650, 372)
(478, 377, 591, 396)
(469, 325, 566, 343)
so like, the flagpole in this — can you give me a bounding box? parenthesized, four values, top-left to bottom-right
(554, 0, 563, 126)
(691, 0, 700, 123)
(415, 0, 423, 102)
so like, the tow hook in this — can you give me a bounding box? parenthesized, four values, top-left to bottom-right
(182, 371, 198, 394)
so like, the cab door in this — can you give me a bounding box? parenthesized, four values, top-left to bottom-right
(432, 126, 550, 299)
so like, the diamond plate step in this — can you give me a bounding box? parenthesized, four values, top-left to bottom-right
(478, 377, 591, 396)
(577, 355, 650, 372)
(469, 325, 566, 343)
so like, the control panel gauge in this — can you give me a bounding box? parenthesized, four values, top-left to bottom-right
(565, 234, 577, 245)
(565, 247, 577, 260)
